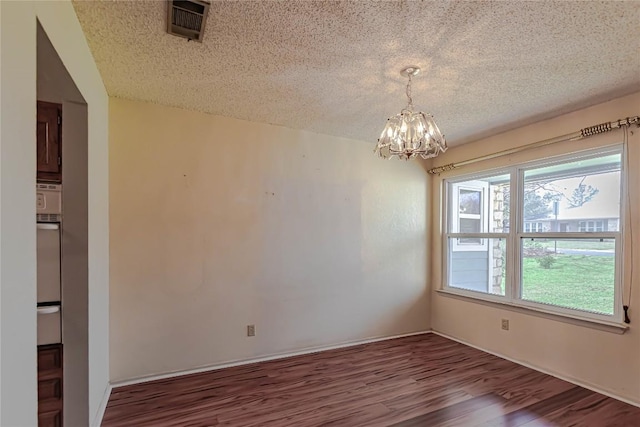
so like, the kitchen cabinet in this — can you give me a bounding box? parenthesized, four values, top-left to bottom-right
(37, 101, 62, 183)
(38, 344, 63, 427)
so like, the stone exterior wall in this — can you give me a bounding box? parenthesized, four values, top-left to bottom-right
(492, 186, 505, 294)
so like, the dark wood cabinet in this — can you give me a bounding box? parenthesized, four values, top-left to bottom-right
(38, 344, 63, 427)
(37, 101, 62, 183)
(38, 410, 62, 427)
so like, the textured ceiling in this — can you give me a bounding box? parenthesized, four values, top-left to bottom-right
(72, 1, 640, 146)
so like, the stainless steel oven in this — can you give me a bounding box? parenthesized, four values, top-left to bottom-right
(36, 183, 62, 345)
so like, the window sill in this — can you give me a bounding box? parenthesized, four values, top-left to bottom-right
(436, 289, 629, 334)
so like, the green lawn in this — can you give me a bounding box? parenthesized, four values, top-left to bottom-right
(521, 255, 615, 315)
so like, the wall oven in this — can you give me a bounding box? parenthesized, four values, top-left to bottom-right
(36, 183, 62, 345)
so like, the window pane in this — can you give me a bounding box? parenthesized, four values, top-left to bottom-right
(459, 218, 481, 244)
(449, 174, 510, 233)
(522, 154, 621, 233)
(449, 238, 505, 296)
(521, 238, 615, 315)
(459, 189, 481, 215)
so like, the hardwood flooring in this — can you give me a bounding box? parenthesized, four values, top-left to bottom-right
(103, 334, 640, 427)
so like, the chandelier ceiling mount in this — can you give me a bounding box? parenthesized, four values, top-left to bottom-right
(400, 66, 421, 78)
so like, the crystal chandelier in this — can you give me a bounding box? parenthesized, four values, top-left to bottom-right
(375, 66, 447, 160)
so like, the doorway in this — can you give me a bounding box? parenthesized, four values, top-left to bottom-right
(37, 22, 89, 426)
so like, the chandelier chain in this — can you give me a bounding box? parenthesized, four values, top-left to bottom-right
(405, 74, 413, 109)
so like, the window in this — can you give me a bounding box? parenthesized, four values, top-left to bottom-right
(579, 220, 604, 232)
(444, 148, 623, 323)
(451, 182, 489, 250)
(524, 222, 544, 232)
(447, 174, 509, 295)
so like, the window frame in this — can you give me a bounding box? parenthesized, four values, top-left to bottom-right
(442, 145, 625, 325)
(450, 181, 489, 252)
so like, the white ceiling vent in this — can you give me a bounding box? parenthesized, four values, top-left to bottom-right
(167, 0, 210, 42)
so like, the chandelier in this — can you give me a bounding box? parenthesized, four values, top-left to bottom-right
(375, 66, 447, 160)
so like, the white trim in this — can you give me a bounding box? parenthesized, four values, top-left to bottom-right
(110, 331, 432, 388)
(519, 231, 618, 239)
(431, 330, 640, 408)
(508, 169, 518, 300)
(517, 145, 623, 177)
(447, 233, 508, 239)
(91, 383, 112, 427)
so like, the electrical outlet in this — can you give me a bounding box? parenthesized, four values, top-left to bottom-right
(247, 324, 256, 337)
(501, 319, 509, 331)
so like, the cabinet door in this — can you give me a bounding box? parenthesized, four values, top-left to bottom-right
(38, 344, 63, 427)
(37, 101, 62, 183)
(38, 410, 61, 427)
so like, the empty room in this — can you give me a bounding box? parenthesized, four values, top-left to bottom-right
(1, 1, 640, 426)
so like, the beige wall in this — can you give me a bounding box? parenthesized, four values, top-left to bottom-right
(429, 92, 640, 404)
(0, 1, 110, 425)
(109, 98, 430, 381)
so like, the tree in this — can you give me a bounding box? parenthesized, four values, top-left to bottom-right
(567, 178, 599, 208)
(503, 186, 556, 221)
(501, 178, 598, 222)
(522, 190, 553, 219)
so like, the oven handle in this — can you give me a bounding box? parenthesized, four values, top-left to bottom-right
(37, 223, 59, 230)
(37, 306, 60, 315)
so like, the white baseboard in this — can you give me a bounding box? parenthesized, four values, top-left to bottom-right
(111, 330, 433, 388)
(432, 330, 640, 408)
(91, 383, 112, 427)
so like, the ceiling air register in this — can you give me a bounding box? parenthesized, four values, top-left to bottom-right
(167, 0, 210, 42)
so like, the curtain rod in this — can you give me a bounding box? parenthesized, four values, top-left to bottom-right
(427, 116, 640, 175)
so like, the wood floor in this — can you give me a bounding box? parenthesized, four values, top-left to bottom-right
(103, 334, 640, 427)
